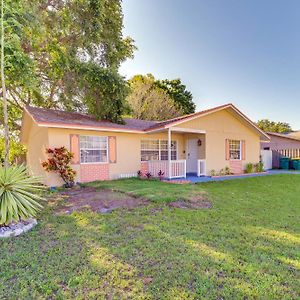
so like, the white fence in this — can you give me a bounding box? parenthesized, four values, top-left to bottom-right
(197, 159, 206, 176)
(148, 160, 186, 179)
(275, 148, 300, 158)
(260, 150, 272, 170)
(170, 160, 186, 178)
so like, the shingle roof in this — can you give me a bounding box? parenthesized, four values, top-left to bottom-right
(24, 103, 269, 140)
(25, 106, 158, 132)
(267, 131, 300, 142)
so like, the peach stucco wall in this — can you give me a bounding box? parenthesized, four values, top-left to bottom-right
(46, 128, 185, 186)
(174, 109, 261, 175)
(23, 107, 262, 186)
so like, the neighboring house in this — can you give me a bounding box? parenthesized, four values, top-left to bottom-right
(20, 103, 270, 187)
(261, 132, 300, 168)
(261, 132, 300, 151)
(288, 130, 300, 139)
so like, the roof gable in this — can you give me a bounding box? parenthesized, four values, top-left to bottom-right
(146, 103, 270, 141)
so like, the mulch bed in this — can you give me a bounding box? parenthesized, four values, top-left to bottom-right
(55, 187, 148, 215)
(53, 186, 212, 214)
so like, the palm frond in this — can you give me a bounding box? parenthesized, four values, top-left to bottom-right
(0, 165, 45, 225)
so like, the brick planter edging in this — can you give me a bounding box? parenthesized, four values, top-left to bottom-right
(0, 218, 37, 238)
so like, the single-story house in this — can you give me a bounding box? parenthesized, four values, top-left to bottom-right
(261, 132, 300, 151)
(261, 132, 300, 168)
(20, 103, 270, 187)
(288, 130, 300, 139)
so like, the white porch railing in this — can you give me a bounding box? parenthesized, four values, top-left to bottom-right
(148, 160, 168, 178)
(148, 160, 186, 179)
(170, 160, 186, 178)
(197, 159, 206, 176)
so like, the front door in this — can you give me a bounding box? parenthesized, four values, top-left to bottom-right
(186, 139, 198, 173)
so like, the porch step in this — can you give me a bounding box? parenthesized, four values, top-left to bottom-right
(186, 172, 197, 176)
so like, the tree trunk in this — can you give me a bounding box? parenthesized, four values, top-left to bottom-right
(1, 0, 9, 168)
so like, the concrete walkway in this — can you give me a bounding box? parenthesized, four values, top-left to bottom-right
(176, 170, 300, 183)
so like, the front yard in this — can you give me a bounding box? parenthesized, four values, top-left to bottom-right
(1, 175, 299, 299)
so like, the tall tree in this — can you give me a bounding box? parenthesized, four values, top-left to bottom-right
(257, 119, 292, 133)
(155, 79, 195, 114)
(1, 0, 9, 167)
(126, 74, 182, 121)
(1, 0, 136, 132)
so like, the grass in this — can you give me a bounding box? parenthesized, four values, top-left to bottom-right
(0, 175, 299, 299)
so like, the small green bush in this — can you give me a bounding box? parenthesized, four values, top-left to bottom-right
(210, 169, 216, 176)
(219, 168, 225, 176)
(245, 163, 254, 174)
(0, 165, 44, 225)
(256, 162, 264, 173)
(224, 166, 232, 175)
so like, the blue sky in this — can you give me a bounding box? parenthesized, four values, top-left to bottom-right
(120, 0, 300, 129)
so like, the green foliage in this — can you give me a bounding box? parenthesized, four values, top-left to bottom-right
(255, 162, 264, 173)
(77, 63, 129, 123)
(219, 168, 225, 176)
(257, 119, 292, 133)
(0, 165, 44, 225)
(210, 169, 216, 176)
(155, 78, 195, 114)
(126, 74, 183, 120)
(1, 176, 298, 298)
(0, 137, 26, 165)
(245, 163, 254, 173)
(224, 166, 232, 175)
(2, 0, 136, 132)
(42, 147, 76, 188)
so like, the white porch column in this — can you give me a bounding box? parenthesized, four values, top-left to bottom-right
(168, 128, 172, 179)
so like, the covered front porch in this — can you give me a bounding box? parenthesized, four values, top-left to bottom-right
(142, 127, 207, 179)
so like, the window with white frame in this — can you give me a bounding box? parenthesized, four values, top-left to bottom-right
(229, 140, 241, 160)
(141, 139, 177, 161)
(80, 136, 108, 163)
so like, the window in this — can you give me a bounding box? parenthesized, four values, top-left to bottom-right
(229, 140, 241, 160)
(80, 136, 108, 163)
(141, 139, 177, 161)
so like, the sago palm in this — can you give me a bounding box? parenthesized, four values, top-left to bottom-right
(0, 165, 44, 225)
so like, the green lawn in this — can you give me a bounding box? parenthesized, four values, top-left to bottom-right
(1, 175, 299, 299)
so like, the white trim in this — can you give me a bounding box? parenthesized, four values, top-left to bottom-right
(197, 159, 206, 176)
(79, 135, 108, 164)
(140, 138, 178, 162)
(168, 128, 172, 179)
(228, 139, 242, 161)
(170, 127, 206, 134)
(37, 123, 144, 133)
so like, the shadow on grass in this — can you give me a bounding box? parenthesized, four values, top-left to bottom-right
(0, 175, 299, 299)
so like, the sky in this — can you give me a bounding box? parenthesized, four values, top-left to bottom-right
(120, 0, 300, 129)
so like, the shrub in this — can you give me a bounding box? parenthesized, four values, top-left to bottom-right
(145, 172, 152, 179)
(0, 165, 44, 225)
(0, 137, 27, 165)
(210, 170, 216, 177)
(224, 166, 232, 175)
(42, 147, 76, 188)
(219, 168, 225, 176)
(256, 162, 264, 173)
(137, 170, 143, 178)
(245, 163, 254, 173)
(158, 170, 165, 180)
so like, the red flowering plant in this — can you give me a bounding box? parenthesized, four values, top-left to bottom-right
(42, 147, 76, 188)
